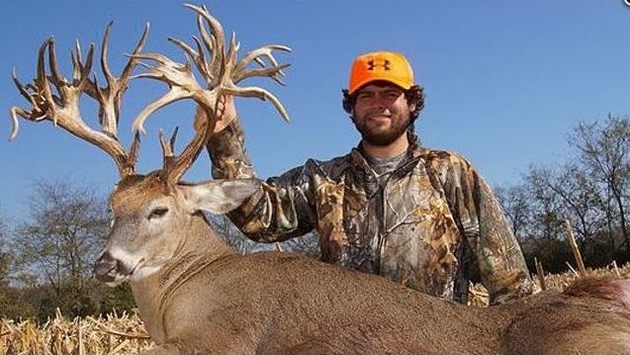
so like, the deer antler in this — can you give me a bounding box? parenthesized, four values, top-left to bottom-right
(9, 5, 289, 184)
(90, 22, 150, 137)
(130, 3, 291, 184)
(10, 24, 149, 177)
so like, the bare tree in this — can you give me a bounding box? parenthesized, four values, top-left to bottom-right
(209, 214, 320, 257)
(208, 214, 262, 255)
(14, 179, 110, 316)
(0, 208, 11, 286)
(0, 213, 38, 319)
(530, 165, 604, 243)
(526, 166, 566, 242)
(571, 115, 629, 257)
(494, 184, 532, 242)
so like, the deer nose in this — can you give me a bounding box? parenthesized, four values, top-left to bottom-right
(94, 251, 119, 282)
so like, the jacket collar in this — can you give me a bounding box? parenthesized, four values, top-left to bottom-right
(350, 130, 427, 174)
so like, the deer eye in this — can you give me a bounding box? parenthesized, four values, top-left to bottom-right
(148, 207, 169, 220)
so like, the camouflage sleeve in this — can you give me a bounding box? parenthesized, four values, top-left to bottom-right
(437, 153, 533, 305)
(206, 118, 317, 243)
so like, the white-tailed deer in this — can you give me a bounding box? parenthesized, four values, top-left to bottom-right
(10, 4, 630, 353)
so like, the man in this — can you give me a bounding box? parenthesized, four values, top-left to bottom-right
(204, 51, 532, 305)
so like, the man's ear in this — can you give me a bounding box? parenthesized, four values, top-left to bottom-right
(180, 179, 261, 214)
(348, 105, 357, 122)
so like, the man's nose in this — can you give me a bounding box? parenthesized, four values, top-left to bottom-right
(370, 94, 389, 109)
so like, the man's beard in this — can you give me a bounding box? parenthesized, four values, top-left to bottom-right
(353, 114, 411, 146)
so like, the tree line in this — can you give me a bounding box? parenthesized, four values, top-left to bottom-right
(0, 115, 627, 321)
(0, 184, 319, 322)
(495, 115, 629, 273)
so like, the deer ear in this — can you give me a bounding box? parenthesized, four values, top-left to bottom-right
(181, 179, 260, 214)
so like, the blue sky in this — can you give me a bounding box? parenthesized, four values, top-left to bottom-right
(1, 1, 629, 219)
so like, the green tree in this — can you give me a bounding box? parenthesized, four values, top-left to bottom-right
(100, 283, 136, 315)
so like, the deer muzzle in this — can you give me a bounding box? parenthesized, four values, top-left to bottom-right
(94, 251, 130, 286)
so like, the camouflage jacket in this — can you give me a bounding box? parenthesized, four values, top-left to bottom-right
(206, 119, 533, 305)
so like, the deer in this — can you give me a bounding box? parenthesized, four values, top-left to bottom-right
(9, 4, 630, 354)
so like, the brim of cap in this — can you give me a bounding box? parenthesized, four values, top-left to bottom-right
(349, 77, 413, 95)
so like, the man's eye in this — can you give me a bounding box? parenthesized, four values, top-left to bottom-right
(148, 208, 169, 220)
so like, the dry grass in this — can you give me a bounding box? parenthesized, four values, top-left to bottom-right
(468, 260, 630, 307)
(1, 262, 628, 354)
(0, 309, 154, 354)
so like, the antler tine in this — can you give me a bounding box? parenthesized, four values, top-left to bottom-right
(159, 128, 175, 158)
(234, 45, 291, 75)
(36, 39, 56, 115)
(167, 37, 199, 59)
(168, 37, 199, 64)
(101, 22, 115, 84)
(169, 126, 178, 152)
(131, 86, 193, 135)
(236, 63, 291, 87)
(217, 32, 239, 92)
(12, 68, 32, 101)
(119, 23, 150, 82)
(184, 3, 225, 48)
(127, 132, 141, 173)
(69, 40, 95, 90)
(233, 45, 291, 85)
(224, 85, 290, 123)
(9, 107, 29, 142)
(158, 127, 184, 176)
(192, 35, 212, 81)
(195, 10, 214, 56)
(71, 39, 95, 86)
(253, 59, 288, 86)
(47, 37, 66, 87)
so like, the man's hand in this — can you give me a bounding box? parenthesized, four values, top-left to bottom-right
(194, 94, 237, 133)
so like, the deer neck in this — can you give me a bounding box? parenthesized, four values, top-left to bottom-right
(159, 212, 235, 294)
(130, 212, 235, 342)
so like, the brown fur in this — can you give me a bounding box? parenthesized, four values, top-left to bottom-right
(563, 276, 630, 310)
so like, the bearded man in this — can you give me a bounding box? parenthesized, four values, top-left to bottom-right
(203, 51, 532, 305)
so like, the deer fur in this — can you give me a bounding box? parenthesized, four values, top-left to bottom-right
(95, 175, 630, 354)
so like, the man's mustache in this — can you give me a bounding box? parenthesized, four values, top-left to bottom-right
(366, 110, 392, 119)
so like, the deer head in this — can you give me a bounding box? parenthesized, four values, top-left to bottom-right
(9, 4, 290, 286)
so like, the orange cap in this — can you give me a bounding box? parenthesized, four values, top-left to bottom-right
(348, 51, 414, 95)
